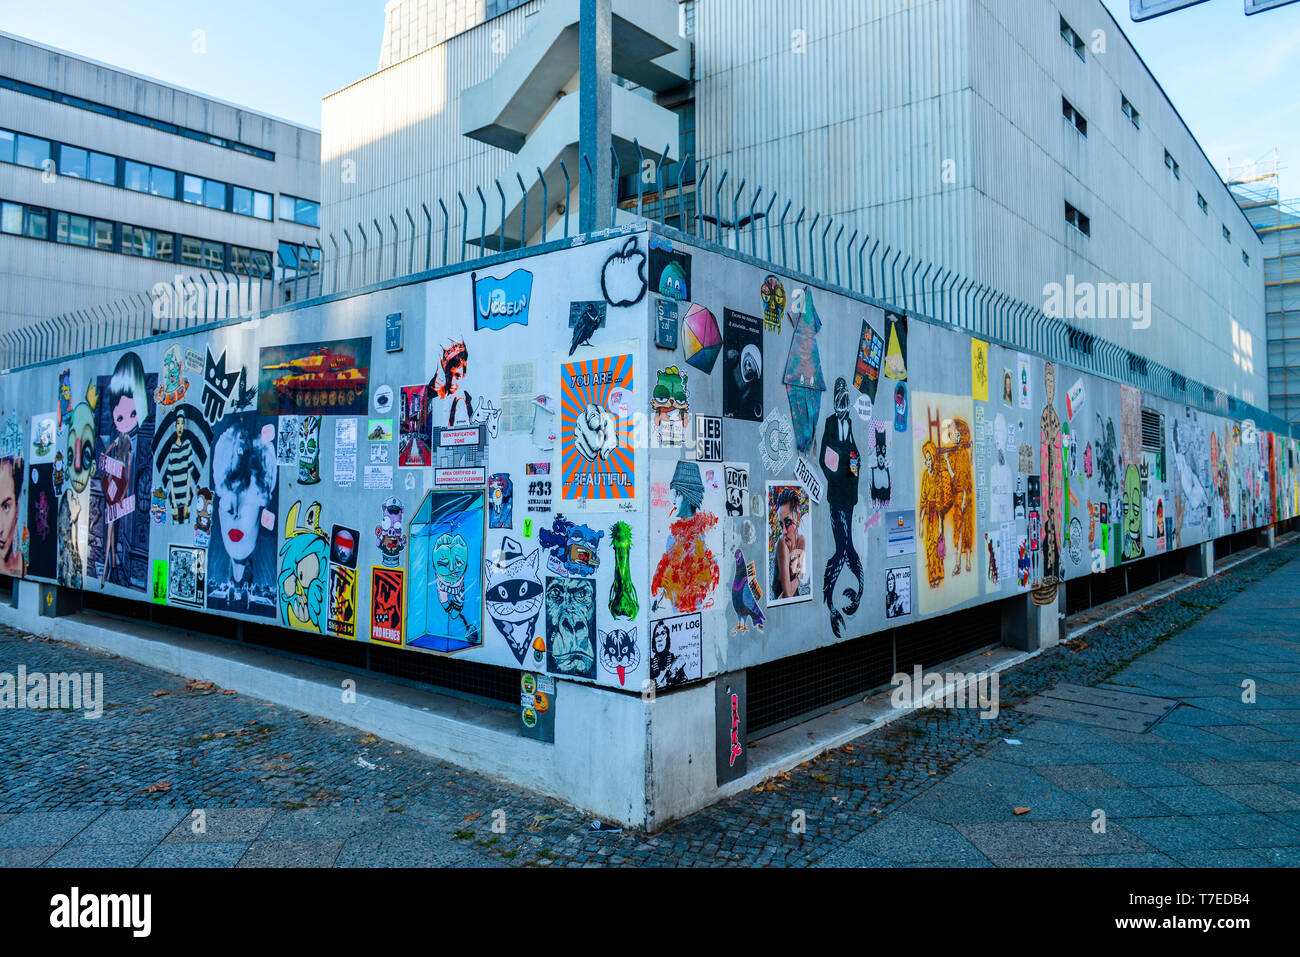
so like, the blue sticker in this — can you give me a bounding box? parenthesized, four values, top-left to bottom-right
(473, 269, 533, 331)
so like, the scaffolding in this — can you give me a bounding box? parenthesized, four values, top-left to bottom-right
(1229, 150, 1300, 422)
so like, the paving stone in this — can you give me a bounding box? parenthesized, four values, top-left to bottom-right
(162, 808, 275, 844)
(68, 808, 188, 846)
(141, 842, 250, 867)
(44, 843, 153, 868)
(1138, 786, 1253, 816)
(0, 846, 57, 866)
(236, 839, 345, 868)
(0, 811, 100, 849)
(956, 820, 1154, 860)
(1034, 765, 1131, 791)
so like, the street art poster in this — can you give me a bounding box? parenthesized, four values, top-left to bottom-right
(545, 575, 597, 679)
(1121, 385, 1142, 465)
(682, 304, 722, 374)
(882, 311, 907, 381)
(608, 519, 638, 620)
(726, 546, 766, 633)
(368, 419, 393, 444)
(783, 288, 826, 453)
(601, 237, 648, 308)
(650, 366, 689, 448)
(913, 392, 979, 614)
(205, 413, 279, 618)
(8, 458, 35, 576)
(276, 415, 300, 465)
(868, 421, 893, 508)
(649, 613, 702, 689)
(375, 497, 406, 566)
(1121, 463, 1144, 561)
(155, 344, 189, 407)
(651, 460, 722, 615)
(1002, 369, 1014, 406)
(432, 425, 488, 486)
(86, 352, 156, 593)
(568, 300, 608, 357)
(538, 514, 602, 577)
(166, 544, 206, 610)
(152, 404, 211, 526)
(559, 352, 634, 504)
(724, 463, 749, 517)
(696, 415, 723, 462)
(1038, 362, 1064, 598)
(500, 361, 537, 434)
(57, 370, 73, 429)
(278, 500, 329, 632)
(722, 308, 764, 422)
(819, 378, 863, 637)
(488, 472, 513, 528)
(473, 267, 533, 331)
(971, 339, 989, 403)
(30, 413, 57, 465)
(1017, 354, 1031, 409)
(648, 236, 690, 301)
(407, 489, 484, 653)
(886, 509, 916, 557)
(200, 345, 252, 425)
(297, 415, 322, 485)
(760, 275, 786, 333)
(885, 565, 911, 619)
(853, 320, 885, 400)
(759, 410, 795, 474)
(257, 337, 371, 416)
(0, 455, 25, 574)
(369, 565, 404, 645)
(333, 418, 357, 486)
(485, 536, 544, 666)
(766, 481, 812, 606)
(399, 385, 431, 467)
(329, 524, 360, 568)
(598, 626, 639, 687)
(327, 565, 358, 638)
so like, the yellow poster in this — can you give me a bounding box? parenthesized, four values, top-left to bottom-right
(971, 339, 989, 403)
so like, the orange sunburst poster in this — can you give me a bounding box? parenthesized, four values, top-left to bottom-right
(560, 352, 635, 504)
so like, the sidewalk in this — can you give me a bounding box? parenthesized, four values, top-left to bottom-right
(0, 537, 1295, 867)
(817, 544, 1300, 867)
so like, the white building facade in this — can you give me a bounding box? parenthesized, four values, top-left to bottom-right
(321, 0, 1265, 405)
(0, 32, 322, 335)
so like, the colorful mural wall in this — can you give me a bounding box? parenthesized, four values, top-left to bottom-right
(0, 226, 1294, 698)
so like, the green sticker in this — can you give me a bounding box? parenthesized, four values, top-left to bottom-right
(523, 518, 534, 538)
(152, 560, 168, 604)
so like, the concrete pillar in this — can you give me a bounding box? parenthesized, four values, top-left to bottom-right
(18, 579, 81, 621)
(1002, 591, 1059, 652)
(1185, 541, 1214, 578)
(1258, 525, 1276, 549)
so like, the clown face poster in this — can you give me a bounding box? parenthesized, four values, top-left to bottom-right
(559, 351, 635, 507)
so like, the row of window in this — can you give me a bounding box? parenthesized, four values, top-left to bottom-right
(0, 198, 274, 276)
(0, 126, 283, 221)
(0, 73, 275, 161)
(1056, 13, 1249, 266)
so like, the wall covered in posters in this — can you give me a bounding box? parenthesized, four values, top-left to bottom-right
(0, 225, 1292, 702)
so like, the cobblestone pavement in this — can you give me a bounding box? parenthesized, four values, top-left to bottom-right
(0, 538, 1296, 867)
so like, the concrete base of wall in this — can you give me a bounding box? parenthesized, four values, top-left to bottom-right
(1002, 591, 1060, 652)
(1185, 541, 1215, 578)
(1258, 526, 1277, 549)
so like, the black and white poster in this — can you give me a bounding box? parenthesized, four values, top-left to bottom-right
(722, 308, 764, 422)
(885, 565, 911, 619)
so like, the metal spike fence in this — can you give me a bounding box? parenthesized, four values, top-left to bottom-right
(2, 144, 1293, 438)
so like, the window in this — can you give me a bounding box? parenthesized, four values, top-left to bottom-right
(123, 160, 149, 192)
(121, 225, 154, 258)
(181, 236, 203, 266)
(231, 186, 272, 219)
(92, 219, 114, 249)
(154, 231, 175, 261)
(87, 151, 115, 185)
(279, 195, 320, 227)
(124, 160, 176, 197)
(1223, 225, 1231, 243)
(1059, 15, 1085, 60)
(1163, 149, 1180, 179)
(1062, 96, 1087, 136)
(56, 212, 91, 246)
(279, 240, 321, 274)
(59, 145, 88, 178)
(183, 174, 204, 205)
(1121, 94, 1140, 129)
(1197, 192, 1208, 214)
(14, 133, 51, 170)
(24, 205, 49, 239)
(150, 166, 176, 199)
(0, 129, 12, 163)
(231, 245, 272, 276)
(202, 240, 225, 269)
(1065, 200, 1090, 236)
(203, 179, 226, 210)
(0, 201, 21, 234)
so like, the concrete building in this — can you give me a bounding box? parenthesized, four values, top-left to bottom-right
(1230, 157, 1300, 422)
(0, 31, 322, 334)
(321, 0, 1265, 405)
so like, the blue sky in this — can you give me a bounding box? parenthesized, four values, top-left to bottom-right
(5, 0, 1299, 196)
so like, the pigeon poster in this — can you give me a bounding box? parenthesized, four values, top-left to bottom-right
(559, 351, 635, 506)
(722, 308, 764, 422)
(257, 337, 372, 416)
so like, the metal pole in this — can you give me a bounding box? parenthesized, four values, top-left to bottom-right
(579, 0, 612, 231)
